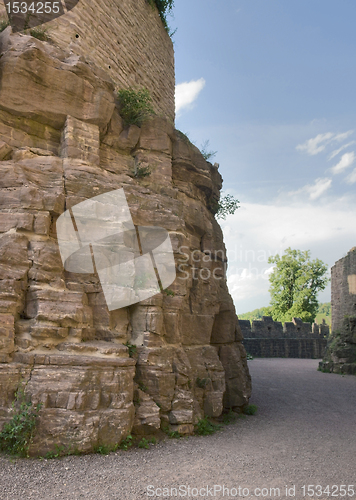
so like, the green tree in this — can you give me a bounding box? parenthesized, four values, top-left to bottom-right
(267, 248, 329, 323)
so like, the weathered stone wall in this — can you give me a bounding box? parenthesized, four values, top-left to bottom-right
(0, 30, 251, 455)
(0, 0, 175, 121)
(241, 316, 328, 359)
(320, 248, 356, 375)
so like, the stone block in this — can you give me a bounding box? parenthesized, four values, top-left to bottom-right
(181, 314, 215, 345)
(204, 391, 223, 418)
(0, 315, 14, 358)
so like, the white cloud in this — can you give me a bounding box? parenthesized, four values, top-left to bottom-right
(175, 78, 206, 115)
(288, 177, 332, 200)
(330, 152, 355, 174)
(333, 130, 354, 142)
(346, 168, 356, 184)
(296, 132, 334, 155)
(328, 141, 356, 160)
(296, 130, 354, 156)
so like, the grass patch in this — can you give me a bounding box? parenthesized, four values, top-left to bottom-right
(28, 27, 50, 41)
(117, 87, 155, 127)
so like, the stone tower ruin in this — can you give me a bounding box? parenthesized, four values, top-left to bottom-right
(320, 247, 356, 375)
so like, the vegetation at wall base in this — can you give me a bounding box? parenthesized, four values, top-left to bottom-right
(117, 87, 155, 127)
(195, 417, 222, 436)
(242, 404, 258, 415)
(0, 385, 42, 457)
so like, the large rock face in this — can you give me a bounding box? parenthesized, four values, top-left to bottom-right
(0, 29, 251, 455)
(320, 248, 356, 375)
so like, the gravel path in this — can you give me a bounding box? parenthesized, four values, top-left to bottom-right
(1, 359, 355, 500)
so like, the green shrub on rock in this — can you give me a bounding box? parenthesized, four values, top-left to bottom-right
(117, 87, 155, 127)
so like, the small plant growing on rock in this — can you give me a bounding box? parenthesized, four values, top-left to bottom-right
(164, 289, 175, 297)
(200, 140, 217, 161)
(134, 163, 151, 178)
(0, 384, 42, 457)
(148, 0, 174, 33)
(195, 417, 222, 436)
(243, 404, 258, 416)
(124, 341, 137, 358)
(117, 87, 155, 127)
(28, 27, 50, 41)
(196, 377, 210, 389)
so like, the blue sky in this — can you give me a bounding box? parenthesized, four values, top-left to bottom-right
(171, 0, 356, 314)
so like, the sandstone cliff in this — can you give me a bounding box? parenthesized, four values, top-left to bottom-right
(0, 28, 251, 455)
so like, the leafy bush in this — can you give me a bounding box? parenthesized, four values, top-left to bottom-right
(117, 87, 155, 127)
(195, 417, 222, 436)
(0, 385, 42, 457)
(243, 404, 258, 416)
(215, 194, 240, 220)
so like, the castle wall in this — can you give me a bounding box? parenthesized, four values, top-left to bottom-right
(0, 0, 175, 121)
(331, 248, 356, 334)
(241, 316, 329, 359)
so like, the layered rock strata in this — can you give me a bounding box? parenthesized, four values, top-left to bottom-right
(0, 29, 251, 455)
(320, 248, 356, 375)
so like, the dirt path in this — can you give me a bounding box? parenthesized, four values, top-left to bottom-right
(1, 359, 355, 500)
